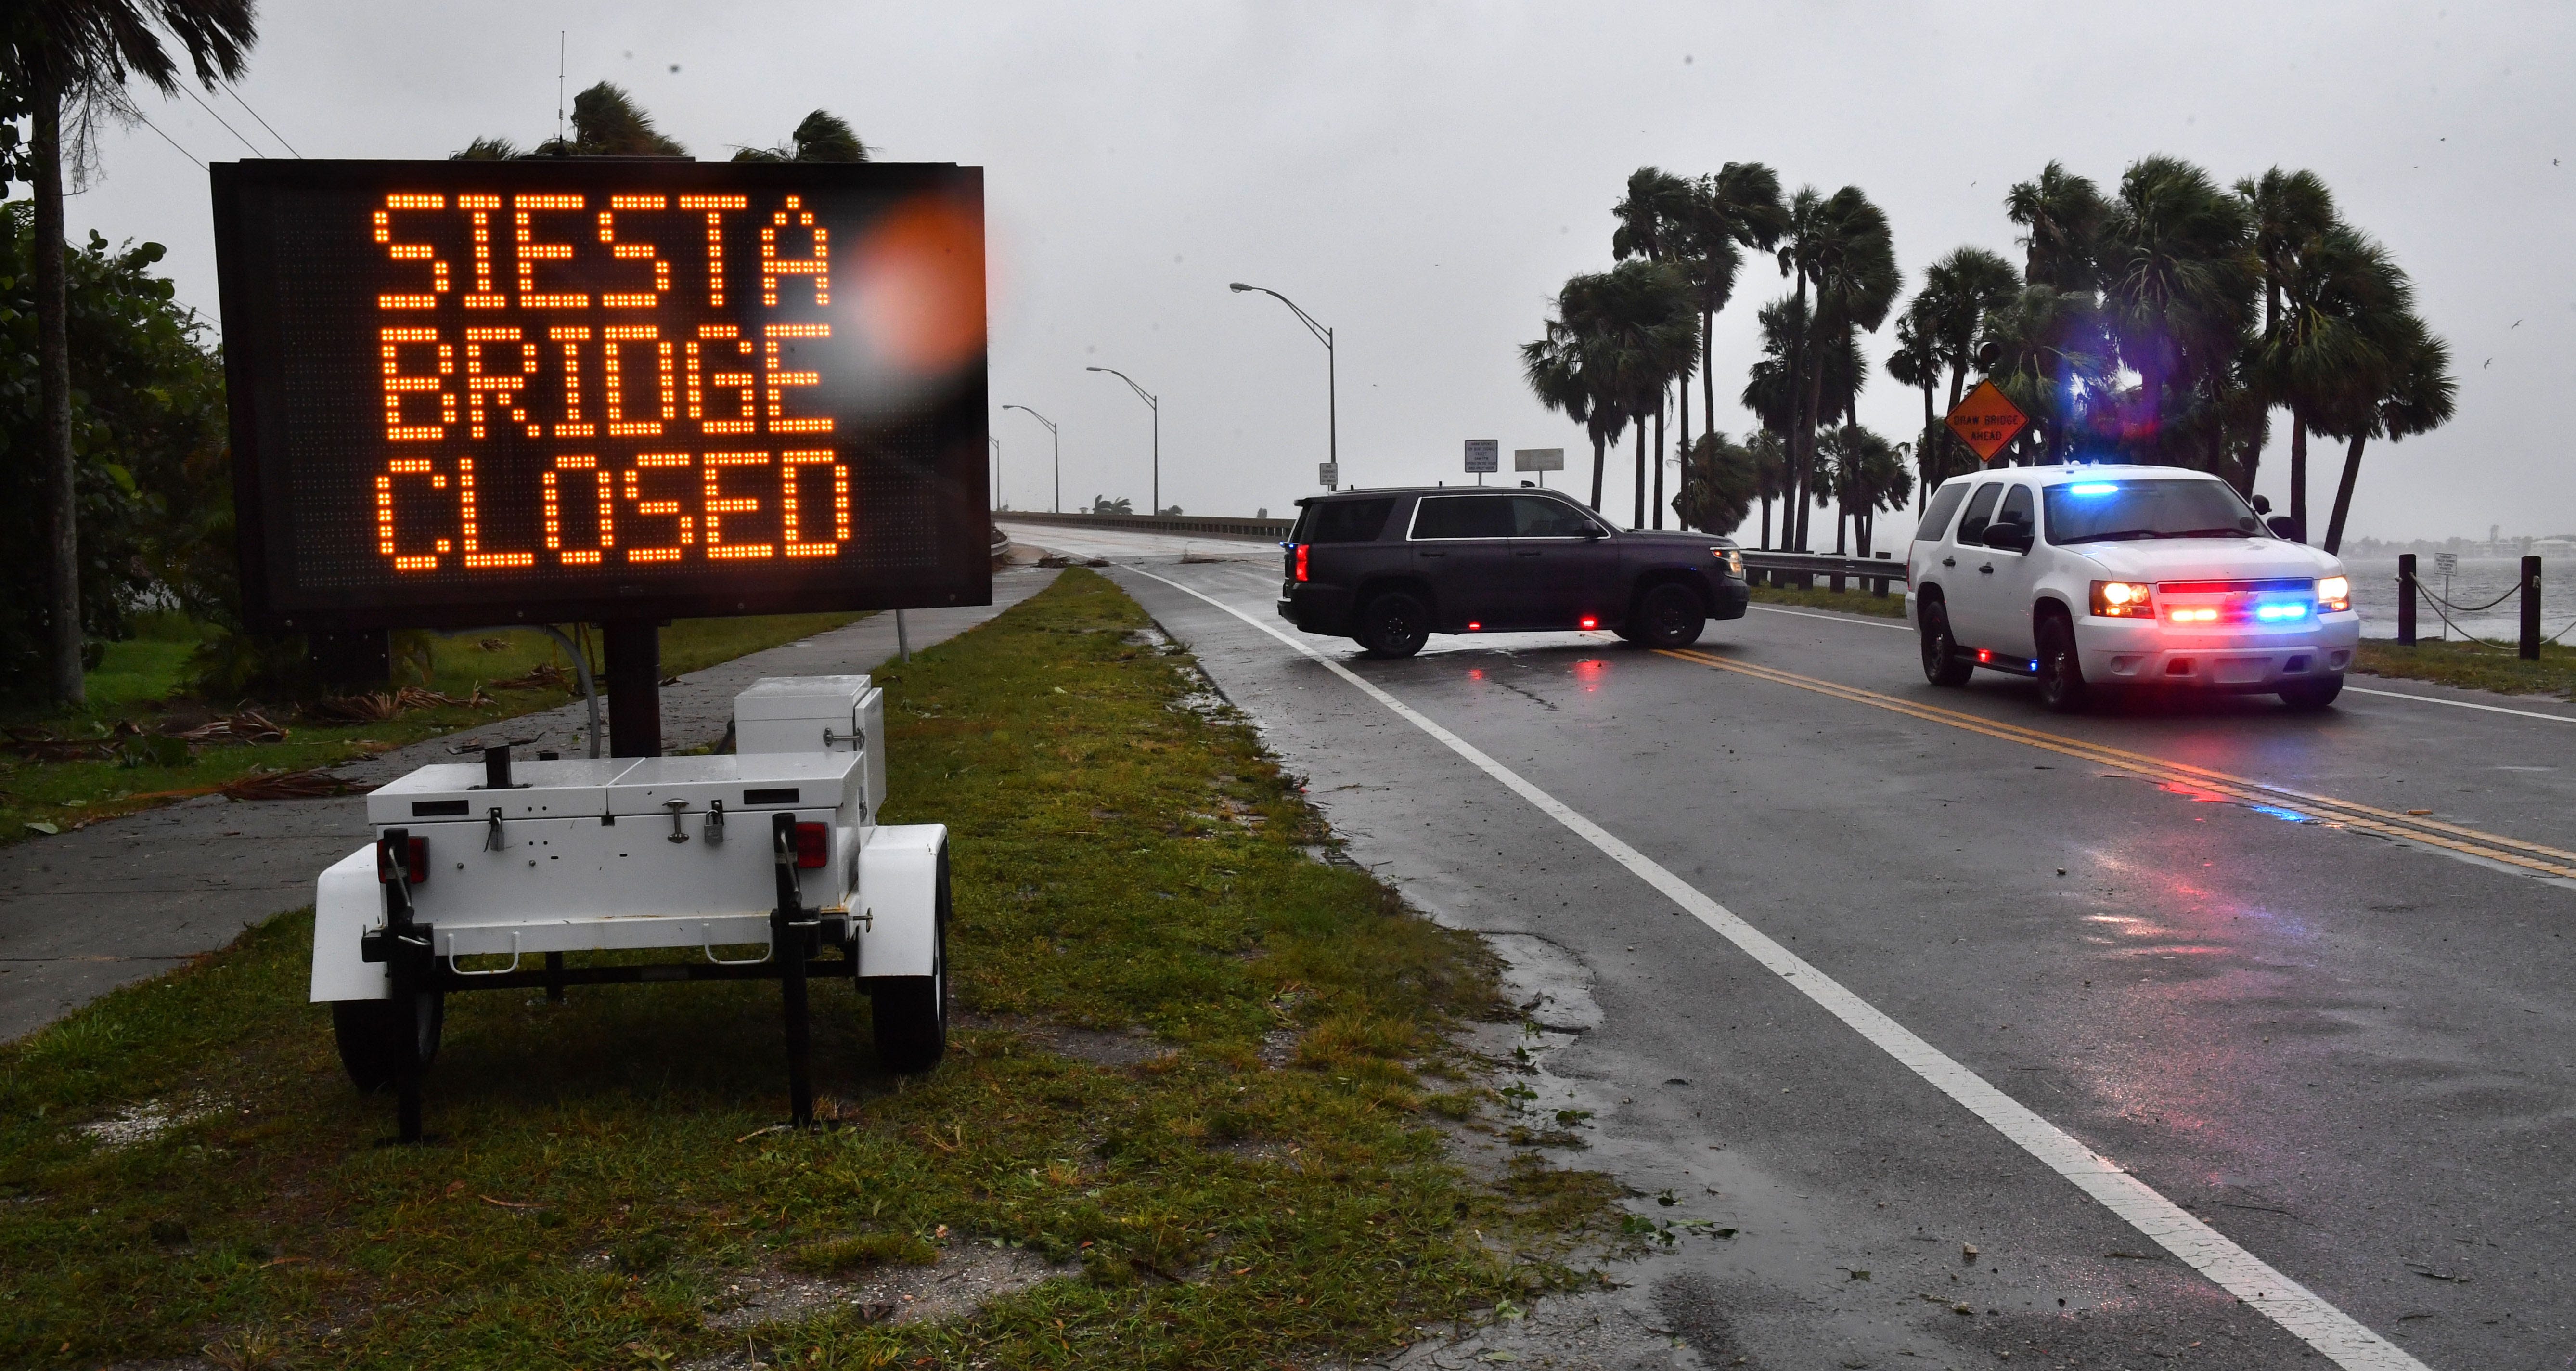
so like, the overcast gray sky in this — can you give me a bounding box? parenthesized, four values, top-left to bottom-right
(63, 0, 2576, 543)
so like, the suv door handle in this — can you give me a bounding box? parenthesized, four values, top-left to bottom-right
(1514, 549, 1542, 557)
(1418, 550, 1447, 557)
(1978, 564, 1995, 574)
(1941, 557, 1956, 567)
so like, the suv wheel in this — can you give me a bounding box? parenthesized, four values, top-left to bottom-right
(2035, 613, 2087, 712)
(1918, 599, 1972, 687)
(1356, 592, 1430, 659)
(2279, 675, 2343, 711)
(1632, 583, 1706, 648)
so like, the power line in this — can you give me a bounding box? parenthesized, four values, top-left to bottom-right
(131, 109, 203, 169)
(219, 80, 300, 158)
(179, 82, 265, 157)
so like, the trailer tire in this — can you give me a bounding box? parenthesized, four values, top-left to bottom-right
(330, 991, 444, 1093)
(868, 845, 950, 1074)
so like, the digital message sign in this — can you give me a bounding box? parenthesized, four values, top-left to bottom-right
(211, 160, 989, 630)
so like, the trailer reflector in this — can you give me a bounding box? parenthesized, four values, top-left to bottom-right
(793, 822, 830, 868)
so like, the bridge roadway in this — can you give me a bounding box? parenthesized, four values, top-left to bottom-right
(1000, 520, 2576, 1370)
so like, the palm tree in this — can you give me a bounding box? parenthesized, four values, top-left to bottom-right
(1885, 298, 1945, 509)
(1520, 298, 1628, 514)
(1566, 259, 1695, 529)
(1906, 246, 2019, 465)
(1776, 186, 1899, 548)
(1, 0, 255, 703)
(2318, 315, 2454, 554)
(1747, 429, 1790, 550)
(1611, 168, 1698, 529)
(2248, 221, 2412, 539)
(2238, 168, 2335, 339)
(1975, 283, 2114, 466)
(539, 82, 687, 156)
(2004, 161, 2107, 292)
(734, 109, 871, 163)
(1680, 164, 1788, 461)
(2095, 157, 2258, 470)
(1676, 429, 1760, 536)
(1815, 424, 1911, 556)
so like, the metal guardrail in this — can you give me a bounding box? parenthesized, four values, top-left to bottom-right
(1741, 550, 1907, 596)
(995, 511, 1294, 542)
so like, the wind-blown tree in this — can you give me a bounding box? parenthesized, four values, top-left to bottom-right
(2318, 316, 2454, 554)
(2004, 161, 2107, 292)
(1815, 424, 1911, 556)
(1611, 168, 1699, 527)
(0, 0, 254, 703)
(1775, 185, 1899, 549)
(1679, 163, 1787, 461)
(1746, 429, 1790, 551)
(733, 109, 870, 163)
(1975, 282, 2116, 466)
(1904, 246, 2018, 466)
(1743, 293, 1859, 546)
(2095, 156, 2258, 472)
(2004, 163, 2108, 460)
(1885, 297, 1946, 509)
(2248, 220, 2412, 539)
(1675, 428, 1759, 536)
(457, 81, 685, 160)
(1565, 259, 1695, 529)
(1520, 287, 1631, 513)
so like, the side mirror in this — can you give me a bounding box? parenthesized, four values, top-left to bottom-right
(2265, 515, 2300, 542)
(1984, 521, 2033, 553)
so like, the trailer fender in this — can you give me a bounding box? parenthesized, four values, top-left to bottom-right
(310, 845, 391, 1003)
(855, 824, 947, 978)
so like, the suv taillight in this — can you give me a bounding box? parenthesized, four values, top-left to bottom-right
(1294, 543, 1309, 582)
(793, 822, 830, 869)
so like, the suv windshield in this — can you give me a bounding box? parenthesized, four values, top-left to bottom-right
(2044, 479, 2261, 545)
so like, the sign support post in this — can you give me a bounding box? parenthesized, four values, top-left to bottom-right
(605, 620, 662, 758)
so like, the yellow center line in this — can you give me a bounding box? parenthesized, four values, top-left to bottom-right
(1658, 647, 2576, 881)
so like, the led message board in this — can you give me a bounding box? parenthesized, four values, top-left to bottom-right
(211, 160, 988, 630)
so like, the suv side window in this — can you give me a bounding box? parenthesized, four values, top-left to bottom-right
(1993, 484, 2035, 538)
(1411, 494, 1514, 540)
(1917, 480, 1972, 544)
(1954, 481, 2003, 543)
(1297, 497, 1394, 543)
(1511, 496, 1597, 538)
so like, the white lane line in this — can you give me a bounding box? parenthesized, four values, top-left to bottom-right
(1751, 603, 1911, 631)
(2344, 685, 2576, 725)
(1128, 564, 2428, 1371)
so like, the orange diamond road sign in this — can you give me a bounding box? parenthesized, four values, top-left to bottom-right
(1945, 380, 2029, 463)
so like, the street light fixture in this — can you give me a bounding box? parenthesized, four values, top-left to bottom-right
(1228, 282, 1338, 490)
(1000, 404, 1059, 513)
(1085, 366, 1159, 515)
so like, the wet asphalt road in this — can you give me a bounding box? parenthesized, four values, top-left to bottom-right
(1030, 530, 2576, 1371)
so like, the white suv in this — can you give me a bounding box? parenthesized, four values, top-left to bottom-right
(1905, 464, 2360, 711)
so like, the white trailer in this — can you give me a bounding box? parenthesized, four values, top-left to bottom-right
(310, 675, 946, 1140)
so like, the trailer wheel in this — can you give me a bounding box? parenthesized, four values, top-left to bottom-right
(330, 991, 444, 1093)
(869, 845, 950, 1074)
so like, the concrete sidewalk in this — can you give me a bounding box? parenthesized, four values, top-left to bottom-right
(0, 568, 1059, 1043)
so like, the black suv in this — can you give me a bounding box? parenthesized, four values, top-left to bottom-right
(1277, 487, 1750, 657)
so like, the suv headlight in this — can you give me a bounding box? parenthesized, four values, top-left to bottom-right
(2316, 575, 2350, 611)
(2089, 580, 2154, 618)
(1710, 547, 1742, 577)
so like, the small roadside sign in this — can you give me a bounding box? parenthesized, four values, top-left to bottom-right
(1514, 448, 1565, 472)
(1317, 461, 1339, 488)
(1945, 380, 2029, 463)
(1464, 439, 1499, 474)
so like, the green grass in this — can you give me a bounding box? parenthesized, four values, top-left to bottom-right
(0, 613, 862, 845)
(2355, 637, 2576, 701)
(0, 569, 1614, 1369)
(1748, 580, 1907, 619)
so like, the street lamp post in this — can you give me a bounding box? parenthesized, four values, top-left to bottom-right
(1228, 283, 1337, 490)
(989, 436, 1002, 511)
(1085, 366, 1159, 514)
(1000, 404, 1059, 513)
